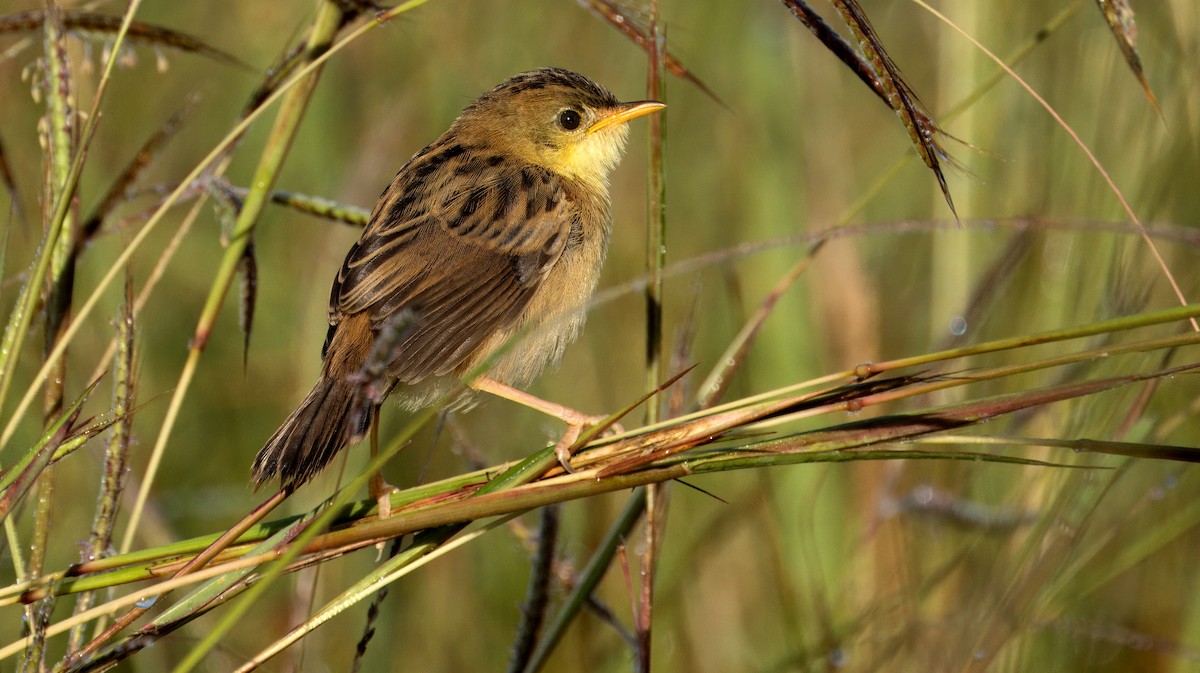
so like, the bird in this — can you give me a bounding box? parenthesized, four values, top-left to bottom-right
(252, 68, 664, 493)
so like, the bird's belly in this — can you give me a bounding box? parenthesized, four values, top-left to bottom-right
(476, 232, 607, 387)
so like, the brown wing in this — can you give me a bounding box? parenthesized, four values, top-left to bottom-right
(328, 147, 576, 382)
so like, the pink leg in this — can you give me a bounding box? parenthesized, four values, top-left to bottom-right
(367, 405, 397, 517)
(471, 377, 618, 471)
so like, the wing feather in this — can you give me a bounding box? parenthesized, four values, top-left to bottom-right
(327, 150, 575, 381)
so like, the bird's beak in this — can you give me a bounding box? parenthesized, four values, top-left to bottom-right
(587, 100, 666, 135)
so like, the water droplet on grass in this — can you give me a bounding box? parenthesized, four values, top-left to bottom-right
(949, 316, 968, 336)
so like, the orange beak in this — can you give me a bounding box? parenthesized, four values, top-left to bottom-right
(586, 100, 666, 135)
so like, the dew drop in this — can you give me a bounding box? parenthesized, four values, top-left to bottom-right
(913, 485, 934, 505)
(135, 595, 158, 609)
(948, 316, 968, 336)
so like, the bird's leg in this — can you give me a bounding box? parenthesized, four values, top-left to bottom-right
(367, 403, 397, 518)
(470, 377, 621, 472)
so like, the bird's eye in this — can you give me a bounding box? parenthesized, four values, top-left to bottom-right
(557, 108, 583, 131)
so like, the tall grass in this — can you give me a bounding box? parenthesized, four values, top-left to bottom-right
(1, 1, 1199, 671)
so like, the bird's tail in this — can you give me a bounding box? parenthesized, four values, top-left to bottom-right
(251, 373, 371, 490)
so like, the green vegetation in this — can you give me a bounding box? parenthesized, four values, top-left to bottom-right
(1, 1, 1198, 671)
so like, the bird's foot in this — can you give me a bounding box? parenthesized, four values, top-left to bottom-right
(552, 410, 624, 473)
(370, 472, 399, 519)
(469, 377, 622, 472)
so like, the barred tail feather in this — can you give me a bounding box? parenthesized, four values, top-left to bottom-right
(252, 375, 370, 489)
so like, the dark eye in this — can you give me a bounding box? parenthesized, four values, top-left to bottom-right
(557, 108, 582, 131)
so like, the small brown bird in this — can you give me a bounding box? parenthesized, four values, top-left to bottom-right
(253, 68, 663, 490)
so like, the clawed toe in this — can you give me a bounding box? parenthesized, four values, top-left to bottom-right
(370, 473, 398, 519)
(554, 426, 581, 473)
(553, 414, 623, 473)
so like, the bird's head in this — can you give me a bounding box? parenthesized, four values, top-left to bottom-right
(454, 68, 664, 189)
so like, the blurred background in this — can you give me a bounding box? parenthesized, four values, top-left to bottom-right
(2, 0, 1199, 670)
